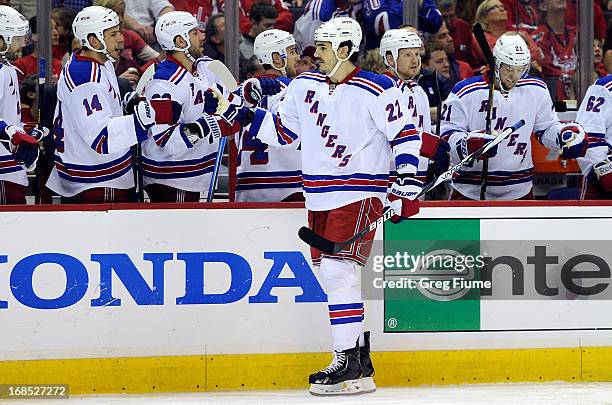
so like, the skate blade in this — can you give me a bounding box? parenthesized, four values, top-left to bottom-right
(359, 376, 376, 393)
(309, 379, 370, 396)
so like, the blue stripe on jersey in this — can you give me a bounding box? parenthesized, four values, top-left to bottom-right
(395, 153, 419, 169)
(55, 151, 133, 183)
(296, 72, 326, 82)
(452, 76, 486, 95)
(454, 168, 533, 186)
(594, 75, 612, 88)
(179, 126, 194, 148)
(587, 132, 609, 148)
(90, 128, 109, 154)
(141, 152, 216, 179)
(249, 109, 268, 140)
(330, 316, 364, 325)
(515, 79, 547, 90)
(304, 185, 388, 193)
(346, 81, 380, 96)
(0, 154, 23, 175)
(236, 170, 302, 178)
(0, 120, 8, 135)
(355, 70, 395, 90)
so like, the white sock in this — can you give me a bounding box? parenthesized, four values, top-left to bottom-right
(319, 257, 364, 352)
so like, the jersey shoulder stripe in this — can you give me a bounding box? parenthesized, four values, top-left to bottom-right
(154, 60, 188, 85)
(296, 71, 326, 82)
(63, 57, 102, 91)
(515, 76, 547, 90)
(453, 76, 488, 98)
(593, 75, 612, 91)
(278, 76, 292, 86)
(354, 70, 395, 91)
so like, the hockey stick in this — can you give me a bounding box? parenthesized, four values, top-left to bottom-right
(34, 57, 46, 204)
(298, 119, 526, 254)
(133, 63, 157, 202)
(205, 61, 238, 202)
(472, 23, 496, 201)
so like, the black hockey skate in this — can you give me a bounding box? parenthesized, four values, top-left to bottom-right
(358, 331, 376, 393)
(308, 346, 363, 395)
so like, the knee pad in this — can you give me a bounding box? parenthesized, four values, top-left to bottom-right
(318, 257, 359, 292)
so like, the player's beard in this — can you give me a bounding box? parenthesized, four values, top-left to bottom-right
(189, 43, 204, 59)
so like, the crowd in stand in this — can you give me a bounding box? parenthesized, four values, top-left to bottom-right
(0, 0, 611, 204)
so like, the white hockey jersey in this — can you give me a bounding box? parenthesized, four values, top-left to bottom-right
(576, 75, 612, 175)
(236, 76, 302, 202)
(440, 75, 562, 200)
(0, 62, 27, 186)
(248, 68, 421, 211)
(141, 56, 225, 193)
(395, 78, 431, 183)
(46, 52, 145, 197)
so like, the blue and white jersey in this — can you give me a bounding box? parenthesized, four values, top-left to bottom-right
(393, 78, 430, 184)
(576, 75, 612, 175)
(440, 75, 563, 200)
(0, 62, 27, 186)
(236, 76, 302, 202)
(248, 68, 421, 211)
(47, 51, 145, 197)
(141, 56, 228, 193)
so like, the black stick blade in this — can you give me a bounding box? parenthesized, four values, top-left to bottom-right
(298, 226, 336, 255)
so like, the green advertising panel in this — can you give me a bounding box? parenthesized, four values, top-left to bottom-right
(383, 219, 481, 332)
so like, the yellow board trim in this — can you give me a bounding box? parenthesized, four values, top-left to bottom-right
(0, 347, 609, 395)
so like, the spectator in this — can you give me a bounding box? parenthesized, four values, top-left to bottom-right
(594, 39, 607, 78)
(52, 0, 92, 11)
(605, 19, 612, 74)
(456, 0, 482, 23)
(240, 0, 293, 34)
(437, 0, 476, 65)
(244, 55, 264, 79)
(20, 74, 37, 126)
(204, 13, 225, 61)
(422, 43, 450, 79)
(293, 0, 360, 50)
(51, 7, 77, 62)
(565, 0, 607, 40)
(295, 46, 317, 75)
(240, 2, 277, 62)
(362, 0, 442, 50)
(532, 0, 577, 100)
(170, 0, 222, 18)
(501, 0, 540, 32)
(426, 22, 473, 86)
(122, 0, 174, 43)
(471, 0, 541, 72)
(362, 49, 387, 74)
(93, 0, 161, 77)
(473, 0, 508, 50)
(14, 17, 63, 81)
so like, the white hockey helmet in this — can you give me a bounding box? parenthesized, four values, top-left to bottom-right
(0, 6, 30, 56)
(493, 33, 531, 91)
(156, 11, 199, 60)
(73, 6, 120, 62)
(379, 29, 422, 72)
(314, 16, 362, 77)
(254, 29, 296, 74)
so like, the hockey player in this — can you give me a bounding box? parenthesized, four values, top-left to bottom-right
(141, 11, 281, 202)
(440, 33, 586, 200)
(207, 17, 421, 394)
(0, 6, 44, 204)
(235, 29, 303, 202)
(379, 29, 450, 188)
(46, 6, 172, 203)
(575, 75, 612, 200)
(140, 11, 230, 202)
